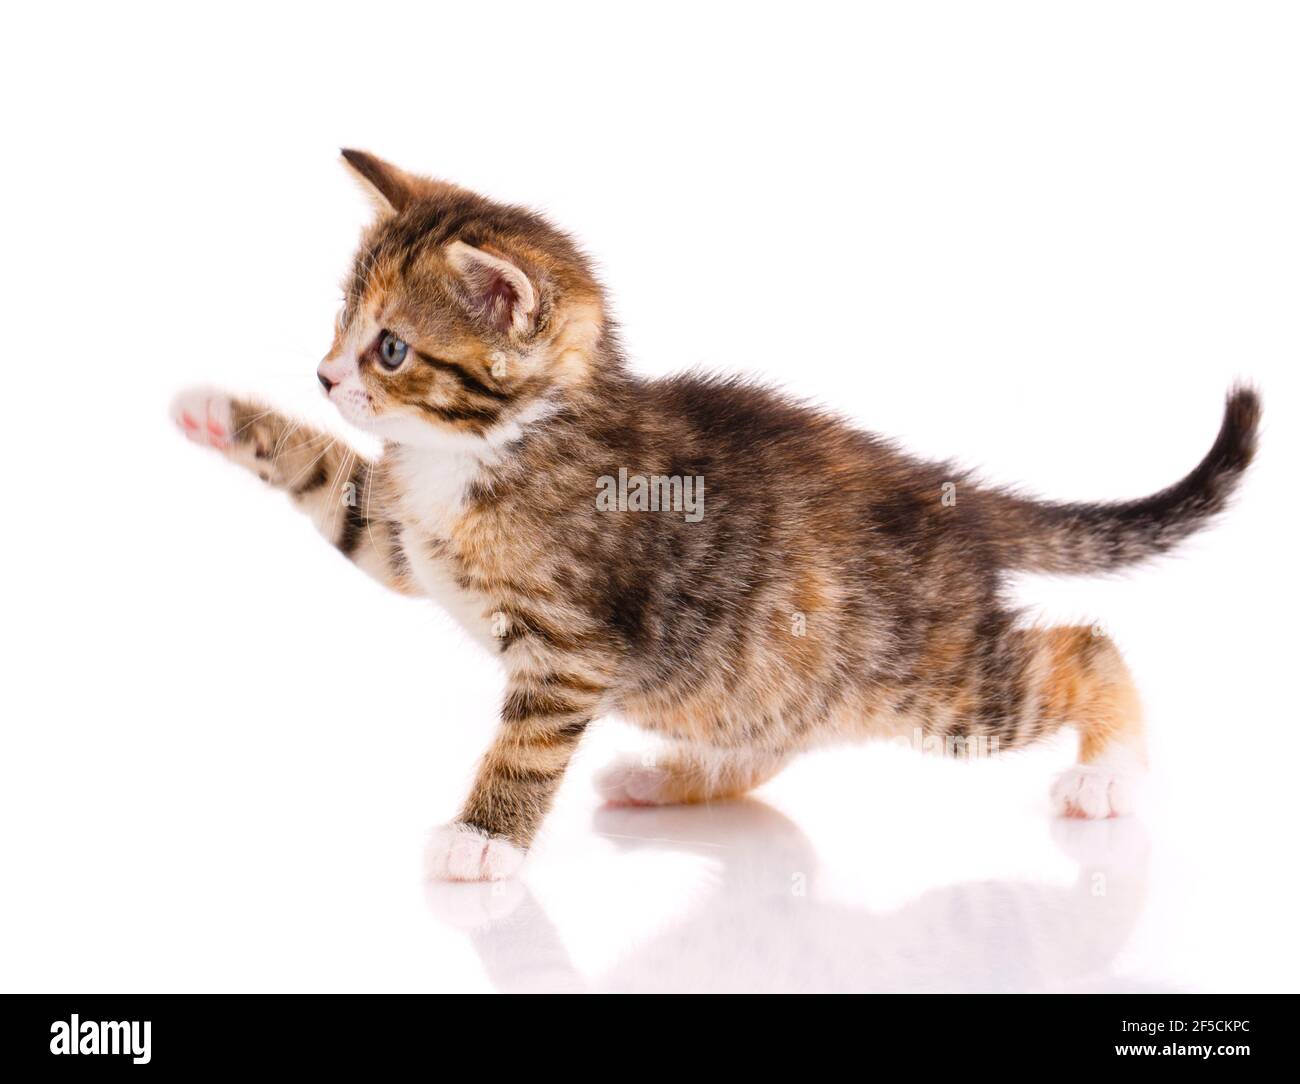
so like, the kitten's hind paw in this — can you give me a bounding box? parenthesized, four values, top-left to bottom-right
(170, 387, 236, 452)
(1050, 757, 1142, 820)
(595, 757, 672, 806)
(425, 823, 525, 882)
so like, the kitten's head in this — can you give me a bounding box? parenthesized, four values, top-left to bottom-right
(318, 150, 608, 449)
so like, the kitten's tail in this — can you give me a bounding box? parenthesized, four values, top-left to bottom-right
(992, 386, 1260, 575)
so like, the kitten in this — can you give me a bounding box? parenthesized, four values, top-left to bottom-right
(172, 151, 1260, 881)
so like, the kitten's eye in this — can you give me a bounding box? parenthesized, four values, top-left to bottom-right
(378, 331, 408, 370)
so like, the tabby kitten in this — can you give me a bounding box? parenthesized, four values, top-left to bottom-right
(172, 151, 1260, 881)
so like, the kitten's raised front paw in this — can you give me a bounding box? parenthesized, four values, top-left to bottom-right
(171, 387, 236, 452)
(425, 823, 525, 882)
(595, 757, 672, 806)
(1050, 763, 1138, 820)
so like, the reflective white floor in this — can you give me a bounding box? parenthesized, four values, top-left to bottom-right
(6, 711, 1297, 993)
(428, 800, 1160, 994)
(420, 726, 1298, 994)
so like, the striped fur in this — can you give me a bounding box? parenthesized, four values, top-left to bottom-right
(172, 152, 1261, 878)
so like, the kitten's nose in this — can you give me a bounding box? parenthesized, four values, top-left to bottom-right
(317, 367, 337, 393)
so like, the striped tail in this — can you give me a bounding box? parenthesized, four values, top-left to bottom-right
(993, 386, 1260, 575)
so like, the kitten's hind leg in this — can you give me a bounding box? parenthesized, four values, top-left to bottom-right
(596, 745, 788, 807)
(1033, 627, 1147, 820)
(940, 622, 1146, 819)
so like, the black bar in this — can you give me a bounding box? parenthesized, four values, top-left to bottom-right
(0, 994, 1291, 1072)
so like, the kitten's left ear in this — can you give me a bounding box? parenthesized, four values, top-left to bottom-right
(340, 148, 419, 216)
(446, 240, 539, 336)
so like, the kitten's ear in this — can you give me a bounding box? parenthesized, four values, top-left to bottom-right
(445, 240, 539, 335)
(340, 148, 419, 216)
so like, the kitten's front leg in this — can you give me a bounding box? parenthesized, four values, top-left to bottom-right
(428, 671, 606, 881)
(171, 387, 414, 595)
(171, 387, 351, 496)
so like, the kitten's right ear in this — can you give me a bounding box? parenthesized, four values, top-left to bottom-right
(445, 240, 539, 336)
(340, 149, 418, 216)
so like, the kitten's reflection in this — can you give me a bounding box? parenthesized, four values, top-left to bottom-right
(426, 799, 1156, 993)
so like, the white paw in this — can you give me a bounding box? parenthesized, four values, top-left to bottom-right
(595, 757, 671, 806)
(1051, 755, 1142, 820)
(171, 387, 236, 451)
(425, 823, 525, 882)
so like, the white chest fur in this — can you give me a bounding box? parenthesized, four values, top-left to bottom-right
(387, 442, 487, 537)
(387, 444, 500, 654)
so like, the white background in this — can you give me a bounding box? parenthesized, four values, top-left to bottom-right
(2, 2, 1297, 992)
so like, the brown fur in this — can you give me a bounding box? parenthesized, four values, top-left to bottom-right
(176, 151, 1260, 862)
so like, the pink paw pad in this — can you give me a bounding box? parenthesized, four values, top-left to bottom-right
(171, 389, 235, 452)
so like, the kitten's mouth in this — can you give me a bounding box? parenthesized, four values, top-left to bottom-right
(331, 386, 377, 426)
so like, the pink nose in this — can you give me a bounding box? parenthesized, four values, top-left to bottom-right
(318, 355, 350, 394)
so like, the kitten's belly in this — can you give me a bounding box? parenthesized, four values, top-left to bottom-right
(400, 527, 499, 654)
